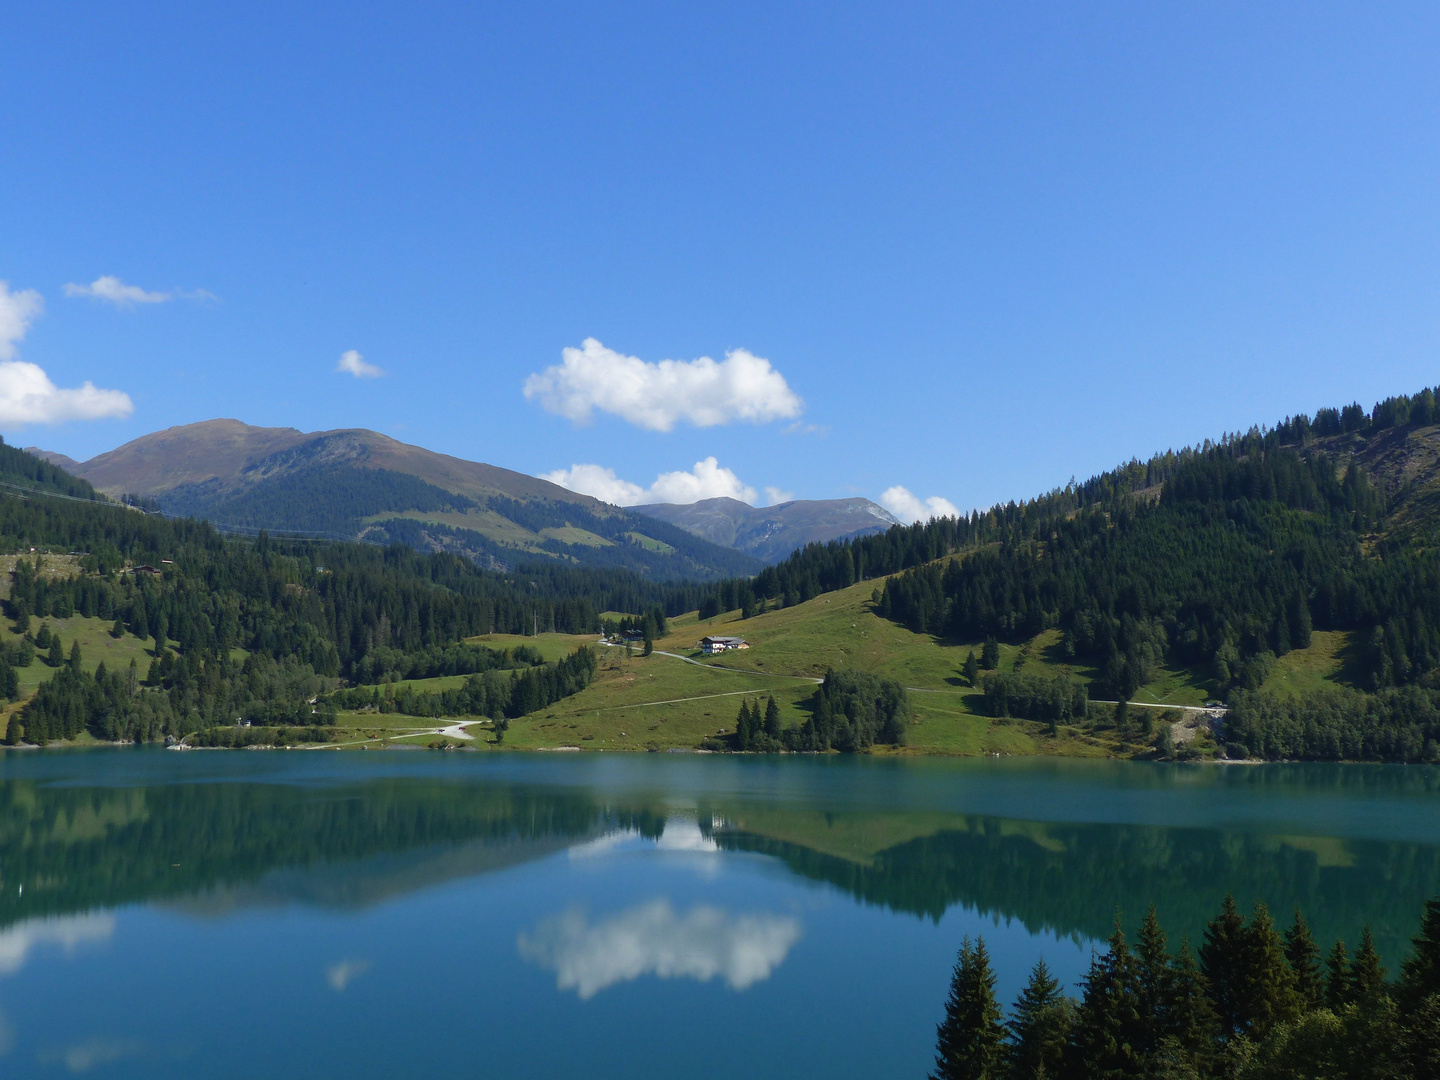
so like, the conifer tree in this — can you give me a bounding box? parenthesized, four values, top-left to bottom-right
(68, 639, 82, 671)
(963, 651, 979, 687)
(110, 616, 125, 639)
(981, 636, 999, 670)
(1167, 939, 1218, 1068)
(1240, 901, 1300, 1039)
(931, 937, 1004, 1080)
(1283, 909, 1323, 1009)
(47, 637, 63, 668)
(1005, 959, 1071, 1080)
(1325, 941, 1352, 1011)
(763, 696, 781, 739)
(1398, 897, 1440, 1009)
(1134, 906, 1171, 1062)
(1349, 926, 1387, 1002)
(1200, 894, 1247, 1040)
(1066, 920, 1141, 1078)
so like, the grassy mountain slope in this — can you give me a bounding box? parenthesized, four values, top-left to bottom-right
(632, 496, 900, 563)
(62, 420, 759, 580)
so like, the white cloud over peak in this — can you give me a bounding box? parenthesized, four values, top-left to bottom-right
(542, 457, 760, 506)
(336, 349, 384, 378)
(523, 338, 803, 431)
(518, 899, 801, 999)
(880, 486, 960, 524)
(0, 282, 43, 361)
(0, 282, 133, 425)
(764, 486, 795, 505)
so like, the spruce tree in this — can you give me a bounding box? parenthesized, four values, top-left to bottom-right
(1398, 896, 1440, 1009)
(1325, 941, 1352, 1011)
(1240, 901, 1300, 1039)
(1134, 906, 1170, 1063)
(1066, 921, 1141, 1078)
(68, 639, 82, 671)
(1005, 959, 1071, 1080)
(763, 697, 781, 739)
(1349, 926, 1387, 1002)
(931, 937, 1004, 1080)
(735, 700, 753, 750)
(1200, 894, 1247, 1040)
(1284, 909, 1323, 1009)
(47, 637, 63, 668)
(981, 636, 999, 670)
(110, 616, 125, 639)
(963, 651, 979, 687)
(1167, 939, 1218, 1067)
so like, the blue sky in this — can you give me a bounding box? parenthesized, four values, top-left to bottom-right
(2, 3, 1438, 521)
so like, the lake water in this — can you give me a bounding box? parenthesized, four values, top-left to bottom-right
(0, 750, 1437, 1078)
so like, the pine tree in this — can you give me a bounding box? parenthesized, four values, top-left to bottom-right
(1066, 920, 1142, 1078)
(110, 617, 125, 639)
(1349, 926, 1387, 1002)
(735, 700, 753, 750)
(1167, 939, 1218, 1068)
(1134, 906, 1171, 1063)
(1284, 909, 1323, 1009)
(764, 696, 781, 739)
(1325, 941, 1352, 1011)
(47, 637, 64, 668)
(68, 639, 82, 671)
(1398, 896, 1440, 1009)
(1200, 894, 1248, 1040)
(931, 937, 1005, 1080)
(1239, 901, 1300, 1039)
(1005, 959, 1071, 1080)
(981, 636, 1000, 670)
(963, 651, 979, 687)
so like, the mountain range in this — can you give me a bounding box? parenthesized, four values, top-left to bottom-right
(27, 420, 898, 576)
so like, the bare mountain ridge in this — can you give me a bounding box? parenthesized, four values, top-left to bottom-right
(73, 419, 598, 508)
(43, 420, 760, 580)
(632, 496, 900, 562)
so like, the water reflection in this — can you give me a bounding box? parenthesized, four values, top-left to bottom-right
(0, 914, 115, 976)
(0, 754, 1437, 968)
(518, 900, 803, 999)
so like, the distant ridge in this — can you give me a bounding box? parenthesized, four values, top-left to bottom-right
(53, 420, 761, 581)
(632, 496, 900, 563)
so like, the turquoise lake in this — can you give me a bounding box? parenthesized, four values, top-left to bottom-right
(0, 750, 1437, 1077)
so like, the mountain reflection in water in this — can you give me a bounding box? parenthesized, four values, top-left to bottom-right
(0, 752, 1437, 967)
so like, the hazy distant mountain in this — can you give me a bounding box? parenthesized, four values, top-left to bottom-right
(24, 447, 80, 472)
(631, 496, 900, 563)
(57, 420, 760, 580)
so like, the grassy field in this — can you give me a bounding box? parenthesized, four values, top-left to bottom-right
(1259, 630, 1355, 699)
(0, 613, 157, 728)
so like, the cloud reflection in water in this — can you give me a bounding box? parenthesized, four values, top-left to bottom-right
(519, 899, 801, 999)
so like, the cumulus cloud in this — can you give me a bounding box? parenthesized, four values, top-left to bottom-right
(764, 486, 795, 505)
(880, 486, 960, 524)
(0, 913, 116, 976)
(0, 361, 134, 425)
(0, 282, 134, 425)
(326, 959, 370, 991)
(336, 349, 384, 378)
(518, 899, 801, 999)
(0, 282, 43, 361)
(523, 338, 803, 431)
(542, 457, 761, 506)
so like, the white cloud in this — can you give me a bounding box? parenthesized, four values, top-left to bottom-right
(43, 1038, 143, 1074)
(0, 913, 116, 976)
(0, 282, 134, 424)
(336, 349, 384, 378)
(518, 899, 801, 999)
(523, 338, 803, 431)
(880, 486, 960, 524)
(764, 486, 794, 505)
(0, 360, 134, 425)
(0, 281, 43, 361)
(326, 959, 369, 991)
(543, 457, 761, 506)
(63, 276, 172, 305)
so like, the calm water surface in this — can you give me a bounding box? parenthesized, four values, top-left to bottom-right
(0, 750, 1437, 1078)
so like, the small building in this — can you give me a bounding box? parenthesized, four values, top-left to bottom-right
(130, 565, 162, 577)
(699, 636, 749, 655)
(620, 628, 647, 643)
